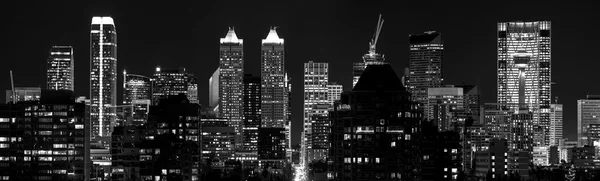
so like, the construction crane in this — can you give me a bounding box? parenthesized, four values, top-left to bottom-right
(368, 14, 384, 55)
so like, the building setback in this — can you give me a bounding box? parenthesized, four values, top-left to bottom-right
(47, 46, 74, 91)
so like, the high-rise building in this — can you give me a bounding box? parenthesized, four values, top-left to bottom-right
(219, 27, 244, 151)
(0, 90, 88, 180)
(201, 118, 236, 171)
(303, 61, 329, 163)
(455, 85, 481, 121)
(209, 68, 220, 115)
(242, 74, 260, 166)
(47, 46, 74, 91)
(90, 16, 117, 147)
(497, 21, 551, 146)
(260, 27, 286, 128)
(123, 70, 152, 105)
(352, 15, 386, 89)
(426, 86, 463, 131)
(577, 95, 600, 146)
(327, 83, 343, 105)
(151, 67, 197, 105)
(407, 31, 444, 111)
(329, 64, 421, 180)
(5, 87, 41, 103)
(549, 104, 563, 146)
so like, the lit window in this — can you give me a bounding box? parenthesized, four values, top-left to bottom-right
(75, 124, 84, 129)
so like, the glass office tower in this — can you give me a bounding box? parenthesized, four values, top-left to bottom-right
(219, 27, 244, 150)
(47, 46, 74, 91)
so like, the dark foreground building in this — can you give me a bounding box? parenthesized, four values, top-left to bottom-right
(328, 64, 422, 180)
(0, 90, 88, 180)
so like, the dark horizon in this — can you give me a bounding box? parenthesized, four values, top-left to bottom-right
(2, 0, 599, 145)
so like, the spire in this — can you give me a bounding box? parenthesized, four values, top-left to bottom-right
(262, 27, 284, 44)
(220, 27, 243, 44)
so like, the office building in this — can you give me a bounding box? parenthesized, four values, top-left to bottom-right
(578, 96, 600, 146)
(260, 27, 286, 128)
(47, 46, 74, 91)
(427, 86, 463, 131)
(201, 118, 236, 171)
(352, 15, 386, 88)
(497, 21, 551, 146)
(0, 90, 88, 180)
(152, 67, 197, 105)
(258, 128, 287, 172)
(303, 61, 329, 163)
(455, 85, 481, 121)
(407, 31, 444, 111)
(5, 87, 41, 103)
(329, 64, 421, 180)
(549, 104, 563, 146)
(241, 74, 260, 166)
(327, 83, 343, 105)
(90, 16, 117, 147)
(123, 70, 152, 124)
(219, 27, 244, 151)
(474, 139, 509, 180)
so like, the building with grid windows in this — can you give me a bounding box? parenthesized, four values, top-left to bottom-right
(47, 46, 74, 91)
(497, 21, 551, 146)
(219, 27, 244, 151)
(151, 67, 198, 106)
(407, 31, 444, 111)
(578, 95, 600, 146)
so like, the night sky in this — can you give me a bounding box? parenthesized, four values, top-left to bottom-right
(2, 0, 598, 145)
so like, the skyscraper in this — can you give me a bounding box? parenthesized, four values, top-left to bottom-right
(219, 27, 244, 151)
(260, 27, 285, 128)
(577, 95, 600, 146)
(303, 61, 329, 163)
(242, 74, 260, 165)
(151, 67, 197, 105)
(549, 104, 563, 146)
(327, 83, 343, 105)
(352, 15, 385, 89)
(123, 70, 152, 125)
(426, 86, 464, 131)
(497, 21, 551, 146)
(260, 27, 287, 169)
(90, 16, 117, 146)
(47, 46, 74, 91)
(408, 31, 444, 111)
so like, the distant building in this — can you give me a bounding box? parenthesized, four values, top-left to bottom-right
(151, 67, 197, 105)
(46, 45, 74, 91)
(209, 68, 220, 115)
(0, 90, 88, 180)
(219, 27, 244, 151)
(329, 64, 421, 180)
(474, 139, 509, 180)
(427, 86, 463, 131)
(123, 70, 152, 124)
(258, 128, 287, 173)
(327, 83, 343, 105)
(549, 104, 563, 146)
(90, 16, 117, 148)
(303, 61, 329, 163)
(497, 21, 551, 146)
(578, 95, 600, 146)
(408, 31, 444, 111)
(533, 146, 550, 166)
(201, 118, 236, 171)
(5, 87, 41, 103)
(241, 74, 260, 168)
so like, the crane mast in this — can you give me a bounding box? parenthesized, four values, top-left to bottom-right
(369, 14, 384, 55)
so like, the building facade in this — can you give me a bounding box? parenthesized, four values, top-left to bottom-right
(219, 28, 244, 151)
(497, 21, 551, 146)
(242, 74, 261, 166)
(6, 87, 42, 103)
(47, 46, 74, 91)
(303, 61, 329, 163)
(260, 27, 286, 129)
(209, 68, 220, 114)
(550, 104, 563, 146)
(426, 86, 464, 131)
(578, 95, 600, 146)
(90, 16, 117, 147)
(408, 31, 444, 111)
(0, 90, 88, 180)
(152, 67, 197, 105)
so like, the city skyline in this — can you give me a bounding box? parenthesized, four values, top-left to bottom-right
(2, 1, 599, 145)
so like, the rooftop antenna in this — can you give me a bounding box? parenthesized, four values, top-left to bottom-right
(368, 14, 384, 55)
(10, 70, 15, 103)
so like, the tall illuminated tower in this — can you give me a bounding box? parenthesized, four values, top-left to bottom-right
(47, 45, 74, 91)
(90, 16, 117, 146)
(407, 31, 444, 111)
(260, 27, 286, 128)
(219, 27, 244, 150)
(303, 61, 329, 162)
(352, 14, 385, 89)
(497, 21, 551, 146)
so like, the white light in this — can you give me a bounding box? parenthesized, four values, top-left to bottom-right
(92, 16, 114, 25)
(220, 28, 243, 44)
(156, 67, 161, 72)
(262, 28, 284, 44)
